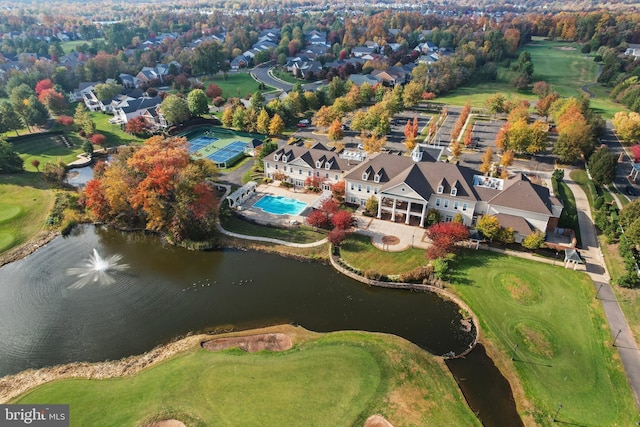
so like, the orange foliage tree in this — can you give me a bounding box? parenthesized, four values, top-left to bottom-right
(84, 136, 219, 242)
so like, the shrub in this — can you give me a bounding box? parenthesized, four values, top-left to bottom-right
(90, 134, 106, 145)
(615, 271, 640, 288)
(594, 196, 604, 210)
(399, 265, 433, 283)
(364, 269, 381, 280)
(56, 115, 74, 126)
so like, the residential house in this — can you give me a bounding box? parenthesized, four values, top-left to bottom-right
(135, 62, 181, 85)
(371, 66, 407, 87)
(352, 46, 377, 58)
(70, 82, 100, 103)
(111, 96, 162, 125)
(348, 74, 379, 86)
(139, 104, 167, 131)
(625, 44, 640, 59)
(230, 55, 249, 70)
(264, 143, 360, 190)
(306, 30, 328, 47)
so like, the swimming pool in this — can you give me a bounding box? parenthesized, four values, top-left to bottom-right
(253, 195, 307, 216)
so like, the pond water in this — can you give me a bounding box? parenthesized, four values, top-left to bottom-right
(0, 225, 520, 426)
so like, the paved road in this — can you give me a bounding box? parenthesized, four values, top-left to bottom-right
(599, 121, 638, 200)
(251, 64, 324, 93)
(564, 172, 640, 410)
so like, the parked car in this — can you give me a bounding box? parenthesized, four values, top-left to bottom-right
(296, 122, 308, 128)
(627, 185, 637, 196)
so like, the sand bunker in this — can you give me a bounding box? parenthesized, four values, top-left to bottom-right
(364, 414, 395, 427)
(202, 333, 292, 352)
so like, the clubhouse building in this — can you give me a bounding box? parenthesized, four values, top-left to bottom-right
(264, 143, 563, 243)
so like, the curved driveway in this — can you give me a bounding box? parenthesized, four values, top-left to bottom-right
(251, 63, 325, 93)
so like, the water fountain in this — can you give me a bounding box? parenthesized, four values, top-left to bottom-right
(66, 248, 129, 289)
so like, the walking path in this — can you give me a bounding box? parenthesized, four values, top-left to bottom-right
(564, 173, 640, 409)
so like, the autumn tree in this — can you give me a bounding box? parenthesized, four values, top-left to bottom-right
(480, 147, 494, 174)
(486, 93, 506, 116)
(30, 159, 40, 172)
(38, 89, 67, 115)
(125, 116, 147, 136)
(403, 118, 419, 151)
(35, 79, 54, 95)
(94, 81, 123, 101)
(313, 105, 341, 131)
(402, 81, 423, 108)
(221, 106, 234, 128)
(361, 131, 387, 154)
(0, 139, 23, 174)
(612, 112, 640, 144)
(532, 81, 552, 98)
(256, 109, 271, 135)
(328, 119, 344, 142)
(269, 113, 285, 136)
(450, 141, 462, 159)
(476, 215, 501, 241)
(206, 84, 223, 100)
(500, 150, 515, 167)
(425, 221, 469, 260)
(522, 231, 546, 250)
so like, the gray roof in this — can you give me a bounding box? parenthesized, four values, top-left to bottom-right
(272, 143, 356, 172)
(495, 213, 534, 236)
(120, 96, 161, 114)
(489, 174, 556, 215)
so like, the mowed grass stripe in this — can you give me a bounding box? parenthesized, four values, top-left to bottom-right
(13, 331, 481, 426)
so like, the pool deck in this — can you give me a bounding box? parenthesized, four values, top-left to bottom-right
(236, 183, 327, 227)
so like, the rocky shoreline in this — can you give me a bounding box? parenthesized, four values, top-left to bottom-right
(0, 230, 59, 269)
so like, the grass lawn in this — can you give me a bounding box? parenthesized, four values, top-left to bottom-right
(13, 329, 480, 427)
(218, 202, 326, 244)
(272, 67, 302, 84)
(570, 169, 596, 210)
(449, 250, 636, 425)
(11, 135, 85, 171)
(200, 72, 276, 99)
(89, 112, 144, 146)
(340, 233, 426, 276)
(59, 39, 104, 54)
(0, 173, 55, 253)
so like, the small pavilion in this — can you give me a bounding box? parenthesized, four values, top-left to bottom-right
(564, 248, 583, 270)
(227, 181, 257, 209)
(630, 163, 640, 182)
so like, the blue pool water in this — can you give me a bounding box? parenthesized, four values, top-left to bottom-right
(253, 195, 307, 215)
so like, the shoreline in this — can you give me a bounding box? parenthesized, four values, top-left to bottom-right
(0, 230, 59, 269)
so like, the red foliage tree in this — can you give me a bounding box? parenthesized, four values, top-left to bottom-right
(35, 79, 54, 95)
(331, 180, 346, 199)
(125, 116, 147, 135)
(331, 209, 353, 230)
(306, 209, 331, 229)
(38, 89, 67, 114)
(56, 116, 74, 126)
(320, 198, 339, 215)
(422, 92, 436, 100)
(90, 134, 107, 145)
(84, 179, 110, 221)
(631, 144, 640, 162)
(327, 227, 347, 246)
(206, 84, 222, 99)
(425, 222, 469, 259)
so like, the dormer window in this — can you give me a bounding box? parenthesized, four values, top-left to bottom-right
(316, 160, 322, 168)
(325, 161, 332, 170)
(282, 154, 289, 162)
(437, 185, 444, 194)
(450, 187, 457, 196)
(374, 173, 380, 183)
(362, 172, 369, 180)
(273, 154, 280, 161)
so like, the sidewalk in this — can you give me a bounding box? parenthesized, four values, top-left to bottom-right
(564, 174, 640, 409)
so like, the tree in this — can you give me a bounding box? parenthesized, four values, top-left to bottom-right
(221, 107, 234, 128)
(450, 141, 462, 159)
(532, 81, 552, 98)
(0, 102, 22, 136)
(257, 109, 271, 135)
(522, 231, 546, 250)
(327, 227, 347, 246)
(480, 147, 494, 174)
(500, 150, 515, 167)
(250, 91, 265, 111)
(331, 210, 353, 230)
(38, 89, 67, 115)
(82, 140, 94, 156)
(35, 79, 54, 95)
(90, 134, 106, 146)
(125, 116, 147, 135)
(94, 81, 123, 101)
(612, 112, 640, 144)
(30, 159, 40, 172)
(588, 146, 617, 186)
(486, 93, 506, 115)
(187, 89, 209, 117)
(160, 95, 191, 125)
(361, 131, 386, 154)
(269, 114, 285, 136)
(313, 105, 341, 131)
(402, 81, 423, 108)
(476, 215, 501, 241)
(192, 41, 227, 76)
(206, 84, 223, 100)
(527, 121, 548, 155)
(425, 221, 469, 260)
(0, 139, 24, 174)
(328, 119, 344, 142)
(232, 107, 246, 129)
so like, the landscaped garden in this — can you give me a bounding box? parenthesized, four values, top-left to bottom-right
(340, 233, 426, 276)
(10, 134, 86, 172)
(12, 328, 481, 427)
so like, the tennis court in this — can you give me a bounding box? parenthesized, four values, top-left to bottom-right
(181, 127, 265, 168)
